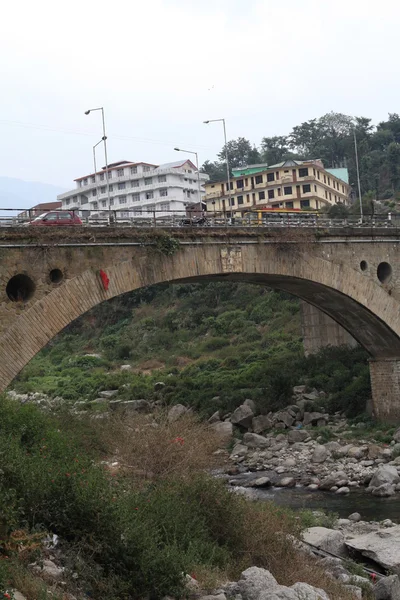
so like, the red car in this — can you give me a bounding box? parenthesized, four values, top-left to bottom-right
(29, 211, 82, 226)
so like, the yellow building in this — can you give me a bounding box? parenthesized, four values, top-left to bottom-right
(204, 159, 351, 216)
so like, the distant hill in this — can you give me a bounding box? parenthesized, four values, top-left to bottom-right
(0, 177, 67, 211)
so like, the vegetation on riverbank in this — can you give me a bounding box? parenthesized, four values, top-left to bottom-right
(0, 397, 358, 599)
(13, 282, 371, 418)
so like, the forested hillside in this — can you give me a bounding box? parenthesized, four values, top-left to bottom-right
(202, 112, 400, 207)
(14, 283, 371, 417)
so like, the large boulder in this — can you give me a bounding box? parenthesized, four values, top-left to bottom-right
(275, 411, 295, 428)
(393, 428, 400, 443)
(347, 446, 367, 460)
(210, 421, 233, 443)
(371, 483, 396, 497)
(345, 526, 400, 572)
(374, 574, 400, 600)
(231, 404, 254, 429)
(368, 464, 400, 490)
(243, 432, 271, 449)
(208, 410, 221, 424)
(303, 412, 326, 426)
(302, 527, 347, 557)
(252, 415, 273, 434)
(167, 404, 188, 422)
(287, 429, 309, 444)
(311, 445, 328, 464)
(237, 567, 330, 600)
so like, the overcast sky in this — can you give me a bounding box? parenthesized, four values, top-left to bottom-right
(1, 0, 399, 188)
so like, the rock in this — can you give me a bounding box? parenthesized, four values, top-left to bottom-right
(278, 477, 296, 488)
(311, 445, 328, 464)
(208, 411, 221, 424)
(185, 574, 200, 592)
(99, 390, 118, 398)
(348, 512, 362, 522)
(243, 399, 256, 413)
(32, 559, 64, 580)
(308, 484, 319, 490)
(302, 527, 347, 557)
(393, 428, 400, 443)
(303, 412, 325, 426)
(368, 464, 400, 490)
(324, 441, 341, 453)
(243, 433, 271, 449)
(237, 567, 330, 600)
(231, 405, 254, 429)
(287, 429, 309, 444)
(344, 585, 362, 599)
(336, 487, 350, 495)
(13, 593, 28, 600)
(252, 477, 271, 488)
(252, 415, 273, 434)
(120, 364, 132, 371)
(372, 484, 396, 497)
(115, 399, 151, 413)
(345, 526, 400, 572)
(199, 595, 227, 600)
(368, 444, 382, 459)
(374, 574, 400, 599)
(283, 458, 296, 469)
(320, 471, 347, 490)
(290, 582, 330, 599)
(274, 422, 286, 430)
(168, 404, 188, 422)
(347, 446, 367, 459)
(293, 385, 307, 395)
(210, 421, 233, 442)
(154, 381, 165, 391)
(382, 519, 395, 528)
(303, 391, 320, 401)
(275, 411, 295, 428)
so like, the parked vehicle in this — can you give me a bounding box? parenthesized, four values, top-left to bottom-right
(178, 216, 210, 227)
(28, 211, 82, 226)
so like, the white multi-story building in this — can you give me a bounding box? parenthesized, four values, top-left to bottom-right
(58, 159, 209, 219)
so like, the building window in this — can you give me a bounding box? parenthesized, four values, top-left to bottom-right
(246, 194, 250, 203)
(159, 188, 168, 197)
(146, 204, 155, 212)
(314, 185, 317, 192)
(255, 175, 263, 184)
(329, 192, 332, 200)
(144, 178, 153, 185)
(230, 198, 235, 206)
(109, 198, 114, 206)
(267, 172, 275, 182)
(313, 169, 316, 176)
(160, 202, 170, 211)
(277, 188, 281, 196)
(72, 196, 77, 203)
(102, 200, 107, 207)
(132, 193, 140, 202)
(92, 189, 97, 196)
(91, 176, 95, 183)
(66, 199, 70, 205)
(268, 189, 275, 199)
(302, 184, 311, 193)
(118, 182, 126, 190)
(284, 186, 293, 195)
(100, 173, 104, 181)
(300, 199, 310, 208)
(117, 168, 124, 177)
(109, 184, 113, 191)
(146, 191, 154, 200)
(259, 191, 266, 200)
(158, 175, 167, 183)
(131, 166, 137, 174)
(108, 171, 112, 179)
(236, 179, 244, 189)
(299, 168, 309, 178)
(342, 185, 345, 193)
(131, 180, 139, 187)
(328, 177, 331, 185)
(317, 171, 320, 180)
(119, 196, 127, 204)
(92, 201, 98, 210)
(285, 201, 294, 208)
(83, 178, 88, 186)
(325, 190, 328, 199)
(143, 166, 151, 173)
(237, 195, 244, 205)
(80, 197, 86, 205)
(100, 186, 105, 193)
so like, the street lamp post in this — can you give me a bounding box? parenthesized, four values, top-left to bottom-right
(92, 139, 103, 219)
(203, 118, 231, 216)
(174, 147, 202, 215)
(353, 128, 363, 222)
(85, 107, 112, 224)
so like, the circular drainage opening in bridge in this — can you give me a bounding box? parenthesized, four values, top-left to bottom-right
(6, 274, 36, 303)
(360, 260, 368, 272)
(377, 261, 392, 284)
(49, 269, 64, 284)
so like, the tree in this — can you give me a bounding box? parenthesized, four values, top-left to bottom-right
(260, 136, 295, 164)
(218, 137, 261, 170)
(201, 160, 226, 182)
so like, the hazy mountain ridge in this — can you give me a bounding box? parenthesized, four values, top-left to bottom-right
(0, 176, 67, 210)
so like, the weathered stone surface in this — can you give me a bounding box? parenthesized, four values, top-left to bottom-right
(302, 527, 347, 557)
(373, 574, 400, 600)
(393, 428, 400, 443)
(311, 444, 328, 464)
(168, 404, 188, 422)
(114, 399, 151, 413)
(199, 595, 227, 600)
(278, 477, 296, 488)
(275, 411, 295, 428)
(293, 385, 307, 395)
(345, 526, 400, 572)
(252, 415, 273, 434)
(208, 410, 221, 424)
(210, 421, 233, 441)
(348, 512, 362, 522)
(335, 486, 350, 495)
(243, 399, 256, 413)
(231, 405, 254, 429)
(243, 432, 270, 449)
(252, 477, 271, 488)
(372, 483, 396, 497)
(237, 567, 330, 600)
(32, 559, 64, 580)
(303, 411, 325, 426)
(347, 446, 367, 459)
(287, 429, 309, 444)
(368, 464, 400, 490)
(99, 389, 118, 398)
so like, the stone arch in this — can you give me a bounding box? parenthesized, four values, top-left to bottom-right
(1, 243, 400, 413)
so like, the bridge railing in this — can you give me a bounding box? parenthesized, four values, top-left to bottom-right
(0, 207, 398, 229)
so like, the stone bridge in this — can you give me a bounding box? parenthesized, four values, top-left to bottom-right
(0, 226, 400, 421)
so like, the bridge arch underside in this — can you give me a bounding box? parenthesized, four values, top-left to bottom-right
(2, 242, 400, 421)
